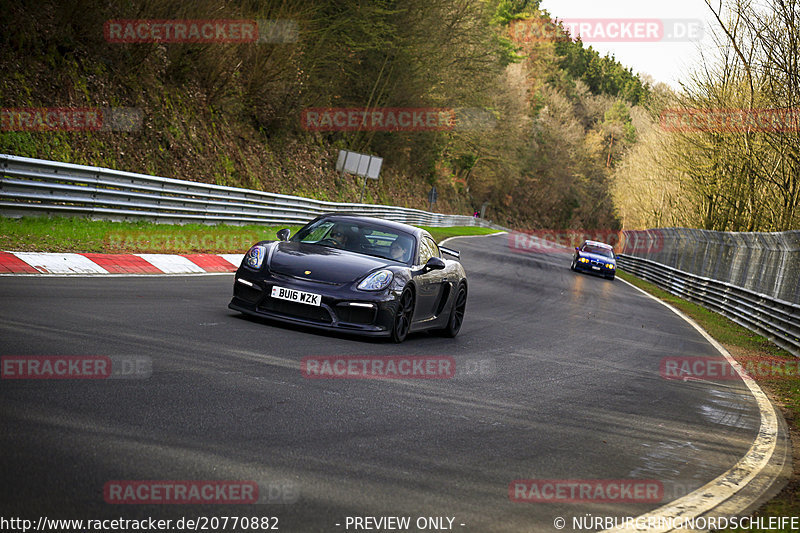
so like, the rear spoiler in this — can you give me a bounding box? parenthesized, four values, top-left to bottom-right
(439, 246, 460, 260)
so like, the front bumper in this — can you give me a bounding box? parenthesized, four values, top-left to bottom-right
(229, 269, 400, 336)
(574, 260, 616, 276)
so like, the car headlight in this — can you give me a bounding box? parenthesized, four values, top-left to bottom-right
(579, 257, 590, 263)
(606, 263, 616, 269)
(244, 245, 266, 270)
(357, 269, 393, 291)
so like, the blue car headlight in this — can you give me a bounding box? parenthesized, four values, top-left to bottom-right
(357, 269, 393, 291)
(244, 245, 267, 270)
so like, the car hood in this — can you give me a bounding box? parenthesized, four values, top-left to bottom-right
(580, 251, 616, 263)
(269, 241, 390, 284)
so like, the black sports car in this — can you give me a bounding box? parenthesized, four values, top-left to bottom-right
(228, 214, 468, 342)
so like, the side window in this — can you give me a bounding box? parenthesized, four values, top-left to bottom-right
(418, 238, 433, 265)
(418, 236, 439, 265)
(425, 237, 440, 259)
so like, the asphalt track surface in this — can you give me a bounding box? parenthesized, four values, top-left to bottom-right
(0, 233, 763, 532)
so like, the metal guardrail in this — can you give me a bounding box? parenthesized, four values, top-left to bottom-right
(621, 228, 800, 305)
(618, 254, 800, 358)
(0, 154, 504, 229)
(8, 156, 794, 355)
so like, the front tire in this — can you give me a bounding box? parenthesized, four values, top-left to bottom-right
(391, 288, 414, 343)
(438, 283, 467, 338)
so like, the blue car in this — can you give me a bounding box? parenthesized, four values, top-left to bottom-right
(571, 240, 616, 280)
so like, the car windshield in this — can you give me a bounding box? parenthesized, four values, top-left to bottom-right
(291, 219, 415, 263)
(582, 244, 614, 258)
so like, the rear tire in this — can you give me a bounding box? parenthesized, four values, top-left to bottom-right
(438, 283, 467, 338)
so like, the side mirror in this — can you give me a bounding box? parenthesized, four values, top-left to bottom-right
(423, 256, 446, 273)
(277, 228, 291, 241)
(575, 247, 580, 252)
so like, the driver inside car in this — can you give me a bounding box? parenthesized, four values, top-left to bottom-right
(328, 225, 350, 248)
(389, 237, 411, 262)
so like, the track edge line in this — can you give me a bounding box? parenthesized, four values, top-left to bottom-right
(599, 277, 790, 533)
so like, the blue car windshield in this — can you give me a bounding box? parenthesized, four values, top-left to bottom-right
(582, 245, 614, 258)
(291, 219, 415, 263)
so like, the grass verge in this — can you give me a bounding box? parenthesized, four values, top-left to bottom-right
(0, 216, 501, 254)
(418, 225, 503, 243)
(617, 270, 800, 530)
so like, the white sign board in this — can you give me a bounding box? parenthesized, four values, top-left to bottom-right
(357, 155, 370, 176)
(346, 151, 362, 174)
(367, 157, 382, 179)
(336, 150, 382, 180)
(335, 150, 347, 172)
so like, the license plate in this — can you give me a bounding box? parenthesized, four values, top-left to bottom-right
(592, 266, 600, 270)
(271, 286, 321, 306)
